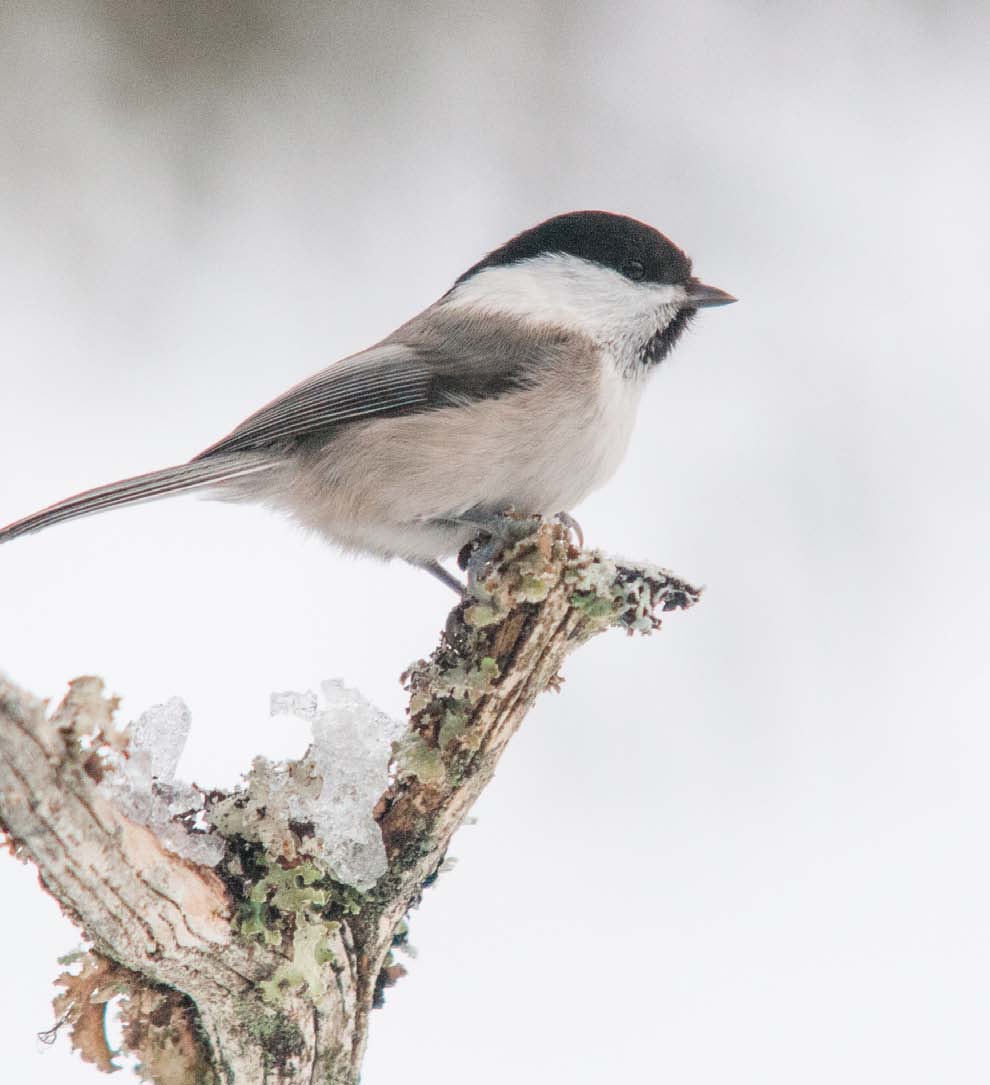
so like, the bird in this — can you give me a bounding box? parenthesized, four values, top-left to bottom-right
(0, 210, 735, 594)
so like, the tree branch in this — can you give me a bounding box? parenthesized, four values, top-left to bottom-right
(0, 522, 700, 1083)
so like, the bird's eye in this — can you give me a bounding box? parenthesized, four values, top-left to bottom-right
(623, 260, 645, 281)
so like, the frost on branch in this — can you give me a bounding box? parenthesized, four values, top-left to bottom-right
(0, 519, 701, 1085)
(101, 681, 409, 890)
(211, 680, 407, 890)
(101, 696, 226, 867)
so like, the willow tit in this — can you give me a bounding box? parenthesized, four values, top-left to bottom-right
(0, 211, 735, 593)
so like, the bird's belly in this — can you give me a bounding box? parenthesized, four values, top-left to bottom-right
(262, 363, 643, 561)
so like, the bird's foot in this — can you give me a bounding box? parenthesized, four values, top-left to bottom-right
(455, 508, 538, 544)
(554, 511, 584, 549)
(454, 510, 539, 597)
(420, 510, 578, 598)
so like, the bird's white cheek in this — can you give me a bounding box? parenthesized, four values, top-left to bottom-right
(444, 255, 681, 347)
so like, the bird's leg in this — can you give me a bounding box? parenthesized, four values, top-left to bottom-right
(461, 536, 504, 598)
(410, 559, 466, 597)
(443, 509, 540, 597)
(423, 510, 583, 598)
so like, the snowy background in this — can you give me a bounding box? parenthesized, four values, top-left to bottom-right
(1, 2, 988, 1082)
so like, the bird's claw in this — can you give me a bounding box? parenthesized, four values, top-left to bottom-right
(453, 510, 584, 597)
(554, 511, 584, 548)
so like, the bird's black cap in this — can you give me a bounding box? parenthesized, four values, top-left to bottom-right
(456, 210, 693, 287)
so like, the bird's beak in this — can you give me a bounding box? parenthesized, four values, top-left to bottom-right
(682, 280, 737, 308)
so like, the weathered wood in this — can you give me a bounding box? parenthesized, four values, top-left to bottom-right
(0, 522, 699, 1083)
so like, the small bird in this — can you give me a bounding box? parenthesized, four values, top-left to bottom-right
(0, 211, 735, 593)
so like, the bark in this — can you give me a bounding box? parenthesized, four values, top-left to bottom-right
(0, 521, 700, 1083)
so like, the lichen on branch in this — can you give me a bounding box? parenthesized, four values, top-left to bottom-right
(0, 519, 700, 1084)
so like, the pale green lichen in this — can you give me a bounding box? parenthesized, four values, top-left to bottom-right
(565, 551, 619, 594)
(437, 706, 469, 750)
(462, 516, 569, 609)
(568, 591, 616, 620)
(259, 912, 339, 1008)
(254, 860, 329, 914)
(245, 856, 364, 927)
(563, 553, 624, 631)
(239, 899, 283, 947)
(209, 757, 317, 866)
(422, 656, 500, 704)
(517, 575, 551, 602)
(229, 849, 363, 1012)
(562, 551, 701, 634)
(238, 860, 331, 948)
(399, 653, 501, 773)
(55, 947, 88, 968)
(510, 546, 559, 601)
(394, 733, 446, 785)
(462, 602, 503, 628)
(400, 527, 699, 811)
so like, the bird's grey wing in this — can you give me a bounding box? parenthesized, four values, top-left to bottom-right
(193, 345, 438, 459)
(192, 312, 549, 460)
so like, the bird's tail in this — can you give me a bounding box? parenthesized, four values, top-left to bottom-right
(0, 453, 275, 545)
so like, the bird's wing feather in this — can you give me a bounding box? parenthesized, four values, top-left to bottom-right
(193, 311, 555, 460)
(193, 347, 433, 458)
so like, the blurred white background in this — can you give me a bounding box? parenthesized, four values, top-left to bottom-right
(1, 1, 988, 1082)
